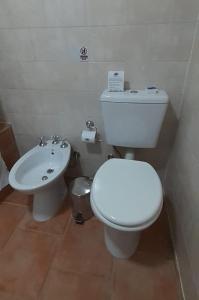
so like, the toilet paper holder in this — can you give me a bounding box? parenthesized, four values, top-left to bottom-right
(83, 120, 102, 143)
(86, 120, 96, 131)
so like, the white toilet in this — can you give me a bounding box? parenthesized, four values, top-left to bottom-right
(9, 137, 71, 221)
(91, 88, 168, 259)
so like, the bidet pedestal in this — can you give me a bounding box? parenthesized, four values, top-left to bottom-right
(33, 177, 67, 222)
(104, 225, 140, 259)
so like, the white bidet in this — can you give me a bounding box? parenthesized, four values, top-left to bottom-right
(9, 138, 71, 221)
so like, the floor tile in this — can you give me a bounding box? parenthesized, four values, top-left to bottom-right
(0, 194, 182, 300)
(53, 218, 113, 277)
(0, 186, 13, 203)
(0, 291, 18, 300)
(3, 191, 32, 207)
(0, 290, 33, 300)
(137, 207, 173, 258)
(112, 252, 181, 300)
(18, 202, 71, 235)
(0, 229, 59, 300)
(0, 204, 26, 250)
(40, 268, 111, 300)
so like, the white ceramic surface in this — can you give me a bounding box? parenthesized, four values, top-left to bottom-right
(91, 158, 163, 258)
(100, 89, 168, 148)
(104, 225, 140, 259)
(9, 139, 71, 221)
(91, 158, 163, 228)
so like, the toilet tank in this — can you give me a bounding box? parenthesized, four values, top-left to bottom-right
(100, 89, 168, 148)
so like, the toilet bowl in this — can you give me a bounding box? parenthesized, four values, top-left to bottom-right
(91, 158, 163, 259)
(9, 139, 71, 221)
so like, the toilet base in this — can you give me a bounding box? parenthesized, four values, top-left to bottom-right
(104, 225, 140, 259)
(33, 177, 67, 222)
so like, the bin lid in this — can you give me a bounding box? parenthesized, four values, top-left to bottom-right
(71, 177, 92, 197)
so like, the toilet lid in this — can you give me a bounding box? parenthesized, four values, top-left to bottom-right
(91, 159, 163, 227)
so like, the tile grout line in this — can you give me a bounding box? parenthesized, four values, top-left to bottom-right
(17, 209, 72, 237)
(109, 258, 117, 300)
(177, 19, 199, 120)
(51, 264, 114, 280)
(17, 226, 65, 238)
(51, 265, 112, 280)
(37, 216, 72, 299)
(0, 20, 196, 31)
(63, 214, 73, 235)
(1, 201, 30, 208)
(0, 208, 27, 252)
(36, 236, 62, 300)
(47, 216, 115, 282)
(166, 208, 186, 300)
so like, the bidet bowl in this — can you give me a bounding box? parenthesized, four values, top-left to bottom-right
(9, 140, 71, 221)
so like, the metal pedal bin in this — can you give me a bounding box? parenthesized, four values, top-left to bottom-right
(70, 177, 93, 224)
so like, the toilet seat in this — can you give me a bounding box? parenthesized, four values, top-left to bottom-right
(91, 159, 163, 230)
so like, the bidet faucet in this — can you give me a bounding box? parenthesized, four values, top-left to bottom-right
(39, 136, 47, 147)
(51, 135, 62, 144)
(60, 138, 68, 148)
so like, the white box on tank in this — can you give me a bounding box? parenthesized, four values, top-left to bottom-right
(100, 89, 169, 148)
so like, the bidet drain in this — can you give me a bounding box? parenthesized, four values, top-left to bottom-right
(42, 176, 48, 181)
(47, 168, 54, 174)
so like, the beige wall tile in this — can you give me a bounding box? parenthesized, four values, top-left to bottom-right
(43, 0, 87, 27)
(0, 29, 34, 61)
(0, 61, 24, 89)
(165, 21, 199, 299)
(89, 25, 150, 62)
(172, 0, 199, 22)
(0, 1, 12, 28)
(14, 134, 38, 154)
(126, 0, 173, 24)
(149, 23, 195, 61)
(86, 0, 127, 26)
(126, 0, 199, 24)
(7, 113, 65, 137)
(20, 61, 90, 91)
(0, 0, 46, 28)
(31, 27, 91, 62)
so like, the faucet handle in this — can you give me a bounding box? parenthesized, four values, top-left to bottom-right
(51, 135, 62, 144)
(39, 136, 47, 147)
(49, 135, 55, 142)
(60, 138, 68, 148)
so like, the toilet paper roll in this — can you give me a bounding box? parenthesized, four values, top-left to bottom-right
(81, 130, 97, 144)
